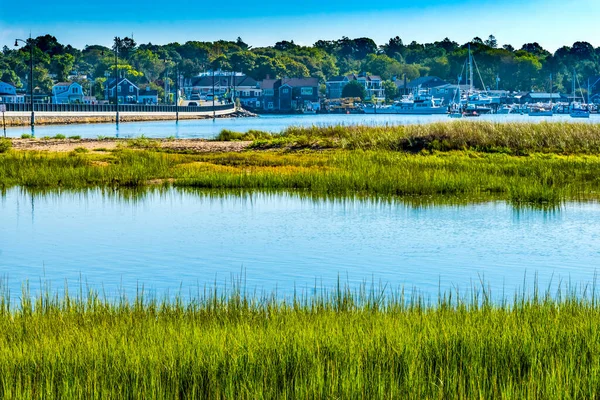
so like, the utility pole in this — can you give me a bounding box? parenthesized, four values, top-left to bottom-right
(15, 36, 35, 129)
(175, 65, 179, 122)
(114, 42, 119, 125)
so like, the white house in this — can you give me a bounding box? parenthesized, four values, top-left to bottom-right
(326, 74, 385, 101)
(52, 82, 85, 104)
(0, 81, 25, 104)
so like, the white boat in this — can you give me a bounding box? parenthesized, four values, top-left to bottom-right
(363, 90, 447, 115)
(528, 105, 553, 117)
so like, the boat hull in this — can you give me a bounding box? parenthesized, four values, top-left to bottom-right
(528, 111, 553, 117)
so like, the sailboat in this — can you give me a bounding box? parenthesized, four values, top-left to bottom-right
(463, 45, 491, 117)
(448, 74, 463, 118)
(570, 70, 590, 118)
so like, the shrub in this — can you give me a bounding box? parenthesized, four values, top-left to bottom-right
(0, 138, 12, 153)
(21, 134, 33, 139)
(216, 129, 245, 141)
(54, 134, 66, 139)
(69, 135, 81, 140)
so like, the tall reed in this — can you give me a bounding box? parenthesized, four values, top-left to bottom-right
(0, 280, 599, 398)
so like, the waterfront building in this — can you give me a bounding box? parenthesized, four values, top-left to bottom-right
(519, 92, 567, 105)
(51, 82, 85, 104)
(396, 76, 449, 96)
(326, 74, 384, 101)
(138, 86, 159, 105)
(184, 72, 261, 107)
(0, 81, 26, 104)
(105, 78, 140, 104)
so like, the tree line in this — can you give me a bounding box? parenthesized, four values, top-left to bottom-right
(1, 34, 599, 102)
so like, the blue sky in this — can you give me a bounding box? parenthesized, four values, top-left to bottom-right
(1, 0, 599, 51)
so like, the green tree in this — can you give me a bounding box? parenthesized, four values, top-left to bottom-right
(342, 80, 367, 100)
(50, 53, 75, 82)
(382, 80, 398, 102)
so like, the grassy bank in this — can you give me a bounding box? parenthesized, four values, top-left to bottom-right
(3, 122, 600, 204)
(2, 147, 600, 204)
(219, 121, 600, 154)
(1, 284, 599, 398)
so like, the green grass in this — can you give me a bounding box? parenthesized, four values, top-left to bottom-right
(1, 148, 600, 205)
(221, 121, 600, 155)
(0, 281, 599, 398)
(0, 138, 10, 153)
(4, 122, 600, 205)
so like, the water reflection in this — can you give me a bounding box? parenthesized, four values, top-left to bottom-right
(1, 187, 599, 302)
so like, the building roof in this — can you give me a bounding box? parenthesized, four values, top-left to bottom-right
(433, 83, 471, 91)
(346, 74, 382, 82)
(106, 78, 139, 90)
(0, 81, 16, 88)
(280, 77, 319, 87)
(404, 76, 449, 89)
(53, 82, 73, 87)
(527, 93, 563, 99)
(190, 75, 258, 88)
(326, 76, 347, 83)
(260, 79, 277, 90)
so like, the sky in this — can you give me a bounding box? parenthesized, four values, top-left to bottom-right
(1, 0, 600, 52)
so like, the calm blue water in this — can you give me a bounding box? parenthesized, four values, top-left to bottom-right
(1, 188, 599, 301)
(6, 113, 600, 139)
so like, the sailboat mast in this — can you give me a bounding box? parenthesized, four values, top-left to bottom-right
(468, 44, 474, 94)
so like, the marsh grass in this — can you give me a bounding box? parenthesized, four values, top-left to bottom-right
(220, 121, 600, 154)
(0, 138, 10, 153)
(1, 279, 600, 398)
(2, 148, 600, 205)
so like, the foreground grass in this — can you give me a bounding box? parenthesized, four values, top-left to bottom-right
(1, 283, 600, 398)
(2, 147, 600, 204)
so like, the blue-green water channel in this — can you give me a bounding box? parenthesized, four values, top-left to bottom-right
(6, 113, 600, 139)
(1, 188, 599, 300)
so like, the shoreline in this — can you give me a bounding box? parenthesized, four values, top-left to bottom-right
(8, 137, 252, 152)
(1, 108, 257, 127)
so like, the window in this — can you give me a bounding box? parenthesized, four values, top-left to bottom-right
(263, 89, 274, 96)
(243, 91, 250, 97)
(268, 102, 274, 109)
(301, 87, 313, 95)
(282, 88, 289, 94)
(118, 86, 122, 93)
(72, 87, 78, 94)
(129, 86, 134, 93)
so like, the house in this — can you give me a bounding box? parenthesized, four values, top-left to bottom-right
(429, 84, 470, 105)
(0, 81, 25, 104)
(138, 86, 159, 105)
(260, 79, 277, 111)
(326, 74, 385, 101)
(105, 78, 140, 104)
(396, 76, 449, 96)
(520, 92, 567, 105)
(52, 82, 85, 104)
(325, 76, 348, 100)
(274, 78, 320, 112)
(184, 72, 260, 106)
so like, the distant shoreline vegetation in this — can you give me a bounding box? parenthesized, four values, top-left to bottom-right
(3, 122, 600, 205)
(2, 34, 598, 103)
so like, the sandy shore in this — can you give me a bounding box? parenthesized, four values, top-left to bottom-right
(9, 138, 252, 153)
